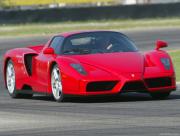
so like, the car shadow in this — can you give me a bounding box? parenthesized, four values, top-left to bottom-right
(31, 92, 180, 103)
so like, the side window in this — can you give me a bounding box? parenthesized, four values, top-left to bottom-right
(50, 36, 64, 54)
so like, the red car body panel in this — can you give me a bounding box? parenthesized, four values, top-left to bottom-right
(3, 31, 176, 96)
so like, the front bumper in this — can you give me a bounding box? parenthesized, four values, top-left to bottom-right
(78, 72, 176, 96)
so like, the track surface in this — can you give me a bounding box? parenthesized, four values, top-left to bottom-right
(0, 28, 180, 136)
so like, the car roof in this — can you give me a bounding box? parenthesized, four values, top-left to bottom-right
(58, 30, 121, 38)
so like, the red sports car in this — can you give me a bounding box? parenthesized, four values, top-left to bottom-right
(3, 31, 176, 102)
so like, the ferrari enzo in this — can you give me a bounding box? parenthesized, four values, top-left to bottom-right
(3, 31, 176, 102)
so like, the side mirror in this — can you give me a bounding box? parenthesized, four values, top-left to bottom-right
(156, 40, 168, 50)
(43, 47, 55, 55)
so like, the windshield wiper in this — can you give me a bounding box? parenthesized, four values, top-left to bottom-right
(63, 49, 90, 55)
(79, 49, 90, 54)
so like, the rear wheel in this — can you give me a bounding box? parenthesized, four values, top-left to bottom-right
(6, 60, 33, 98)
(150, 92, 170, 100)
(51, 64, 64, 102)
(6, 60, 17, 98)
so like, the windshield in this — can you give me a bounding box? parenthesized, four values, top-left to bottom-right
(62, 32, 138, 55)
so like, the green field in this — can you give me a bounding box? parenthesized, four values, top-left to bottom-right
(1, 18, 180, 37)
(169, 51, 180, 82)
(2, 0, 115, 6)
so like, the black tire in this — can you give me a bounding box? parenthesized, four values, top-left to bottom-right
(51, 64, 64, 102)
(6, 60, 33, 99)
(150, 92, 171, 100)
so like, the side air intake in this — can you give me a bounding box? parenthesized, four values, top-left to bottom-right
(24, 54, 37, 76)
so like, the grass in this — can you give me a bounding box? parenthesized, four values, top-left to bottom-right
(3, 0, 114, 6)
(169, 51, 180, 82)
(1, 17, 180, 37)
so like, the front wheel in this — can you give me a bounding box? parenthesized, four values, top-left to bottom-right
(150, 92, 171, 100)
(51, 64, 64, 102)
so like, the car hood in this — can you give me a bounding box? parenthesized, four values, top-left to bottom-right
(69, 52, 144, 74)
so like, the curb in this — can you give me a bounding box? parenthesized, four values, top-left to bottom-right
(176, 82, 180, 90)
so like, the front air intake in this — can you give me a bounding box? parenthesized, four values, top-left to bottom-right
(86, 81, 118, 92)
(121, 81, 146, 92)
(145, 77, 172, 88)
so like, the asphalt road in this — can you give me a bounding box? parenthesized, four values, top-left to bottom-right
(0, 28, 180, 136)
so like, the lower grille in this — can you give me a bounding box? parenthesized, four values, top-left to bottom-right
(86, 81, 118, 92)
(121, 81, 146, 92)
(145, 77, 172, 88)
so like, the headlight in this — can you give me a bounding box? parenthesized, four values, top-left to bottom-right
(161, 58, 171, 70)
(70, 63, 87, 75)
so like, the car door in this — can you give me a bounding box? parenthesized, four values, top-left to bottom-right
(33, 36, 64, 92)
